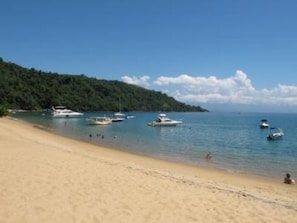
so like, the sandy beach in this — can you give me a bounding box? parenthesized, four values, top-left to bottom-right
(0, 117, 296, 223)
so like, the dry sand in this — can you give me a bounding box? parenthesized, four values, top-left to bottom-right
(0, 117, 296, 223)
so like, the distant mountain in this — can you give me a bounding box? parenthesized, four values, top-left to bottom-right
(0, 57, 208, 112)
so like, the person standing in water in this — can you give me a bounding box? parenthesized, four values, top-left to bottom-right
(205, 152, 213, 160)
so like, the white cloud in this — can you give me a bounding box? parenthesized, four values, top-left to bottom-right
(122, 70, 297, 112)
(121, 75, 151, 88)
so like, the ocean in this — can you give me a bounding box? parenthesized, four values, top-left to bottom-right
(12, 111, 297, 179)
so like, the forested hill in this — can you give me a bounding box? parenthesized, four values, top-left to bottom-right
(0, 58, 208, 112)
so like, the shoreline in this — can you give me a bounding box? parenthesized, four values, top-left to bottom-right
(1, 116, 296, 222)
(12, 111, 297, 180)
(17, 116, 282, 182)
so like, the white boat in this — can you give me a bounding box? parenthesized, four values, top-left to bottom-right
(148, 114, 182, 127)
(110, 97, 126, 122)
(110, 112, 126, 122)
(267, 127, 284, 140)
(86, 116, 112, 125)
(260, 119, 269, 128)
(51, 106, 83, 118)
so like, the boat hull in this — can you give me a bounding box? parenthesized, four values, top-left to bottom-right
(111, 118, 125, 122)
(86, 117, 112, 125)
(52, 112, 83, 118)
(148, 122, 179, 127)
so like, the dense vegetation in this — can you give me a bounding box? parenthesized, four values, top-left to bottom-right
(0, 57, 208, 112)
(0, 103, 9, 117)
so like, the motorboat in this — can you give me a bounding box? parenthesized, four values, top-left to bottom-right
(51, 106, 83, 118)
(267, 127, 284, 140)
(148, 114, 182, 127)
(86, 116, 112, 125)
(110, 112, 126, 122)
(260, 119, 269, 128)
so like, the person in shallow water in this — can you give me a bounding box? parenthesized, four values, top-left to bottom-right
(205, 152, 213, 160)
(284, 173, 295, 184)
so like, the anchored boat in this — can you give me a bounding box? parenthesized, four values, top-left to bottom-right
(148, 114, 182, 127)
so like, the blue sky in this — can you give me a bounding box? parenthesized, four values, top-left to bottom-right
(1, 0, 297, 112)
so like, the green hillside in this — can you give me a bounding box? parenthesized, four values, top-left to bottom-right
(0, 57, 208, 112)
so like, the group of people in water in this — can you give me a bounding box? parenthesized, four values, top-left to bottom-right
(89, 133, 105, 141)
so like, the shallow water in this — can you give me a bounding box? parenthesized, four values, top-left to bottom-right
(12, 111, 297, 179)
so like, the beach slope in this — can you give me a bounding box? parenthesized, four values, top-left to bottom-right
(0, 117, 296, 223)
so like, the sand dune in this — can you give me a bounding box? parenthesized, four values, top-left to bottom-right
(0, 117, 296, 223)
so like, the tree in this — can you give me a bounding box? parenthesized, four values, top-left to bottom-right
(0, 104, 9, 117)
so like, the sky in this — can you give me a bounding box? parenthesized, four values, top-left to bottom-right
(1, 0, 297, 113)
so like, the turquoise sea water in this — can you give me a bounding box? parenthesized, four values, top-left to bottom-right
(12, 111, 297, 179)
